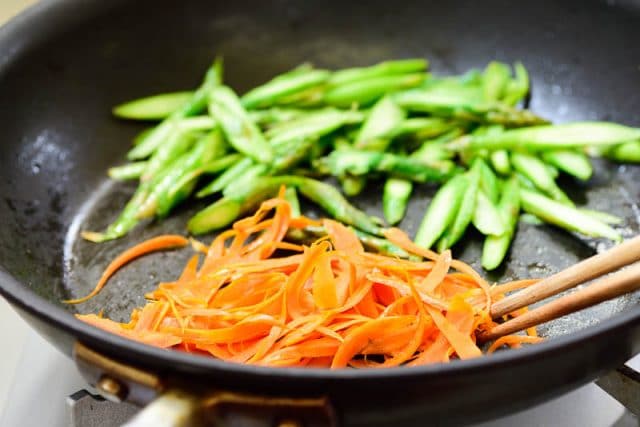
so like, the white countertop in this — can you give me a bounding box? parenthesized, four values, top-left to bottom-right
(0, 0, 36, 26)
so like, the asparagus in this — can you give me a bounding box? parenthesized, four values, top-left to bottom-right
(482, 61, 511, 102)
(482, 177, 520, 270)
(542, 150, 593, 181)
(580, 209, 623, 225)
(409, 139, 455, 161)
(511, 152, 572, 205)
(345, 96, 407, 195)
(476, 158, 501, 204)
(520, 188, 621, 241)
(355, 96, 406, 151)
(316, 149, 457, 183)
(223, 137, 318, 197)
(222, 164, 269, 198)
(414, 174, 469, 249)
(127, 58, 222, 160)
(203, 136, 318, 201)
(200, 154, 243, 173)
(108, 161, 148, 181)
(340, 174, 367, 197)
(272, 84, 326, 108)
(383, 178, 413, 225)
(137, 131, 224, 218)
(97, 57, 635, 258)
(209, 85, 274, 163)
(519, 213, 544, 225)
(382, 129, 464, 225)
(490, 150, 511, 175)
(113, 91, 195, 121)
(324, 73, 427, 107)
(132, 127, 154, 146)
(83, 130, 226, 242)
(502, 62, 529, 106)
(141, 126, 199, 182)
(189, 176, 383, 236)
(81, 184, 150, 243)
(438, 166, 480, 250)
(604, 141, 640, 163)
(241, 69, 330, 109)
(463, 122, 640, 151)
(394, 88, 547, 126)
(197, 157, 253, 197)
(293, 177, 383, 236)
(188, 178, 285, 234)
(284, 187, 301, 217)
(472, 189, 506, 236)
(170, 154, 241, 194)
(329, 59, 428, 86)
(152, 131, 223, 218)
(388, 117, 454, 140)
(248, 108, 309, 127)
(266, 109, 364, 145)
(545, 163, 559, 179)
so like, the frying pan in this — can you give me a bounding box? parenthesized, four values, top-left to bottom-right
(1, 0, 640, 425)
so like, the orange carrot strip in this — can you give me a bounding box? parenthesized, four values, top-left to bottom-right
(179, 255, 200, 282)
(163, 316, 280, 344)
(65, 235, 188, 304)
(331, 316, 415, 368)
(312, 253, 339, 310)
(419, 250, 451, 293)
(426, 306, 482, 360)
(383, 228, 439, 261)
(366, 273, 448, 309)
(286, 241, 330, 319)
(487, 335, 544, 353)
(323, 219, 364, 253)
(135, 301, 169, 332)
(77, 314, 181, 348)
(450, 259, 492, 311)
(189, 238, 209, 254)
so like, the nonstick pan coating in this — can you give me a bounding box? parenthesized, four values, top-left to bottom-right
(1, 0, 640, 425)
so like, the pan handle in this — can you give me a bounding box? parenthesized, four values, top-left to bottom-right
(122, 388, 334, 427)
(596, 363, 640, 417)
(121, 390, 202, 427)
(73, 341, 337, 426)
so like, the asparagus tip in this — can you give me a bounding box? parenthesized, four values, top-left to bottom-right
(81, 231, 108, 243)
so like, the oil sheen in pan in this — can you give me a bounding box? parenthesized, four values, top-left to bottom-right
(63, 160, 640, 338)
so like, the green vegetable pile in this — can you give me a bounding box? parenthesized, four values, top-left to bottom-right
(85, 57, 640, 270)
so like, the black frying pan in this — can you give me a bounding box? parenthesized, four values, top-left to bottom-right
(1, 0, 640, 425)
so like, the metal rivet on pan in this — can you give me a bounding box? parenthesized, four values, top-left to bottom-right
(96, 375, 128, 402)
(277, 419, 303, 427)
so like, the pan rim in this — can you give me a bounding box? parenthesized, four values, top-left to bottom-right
(0, 0, 639, 382)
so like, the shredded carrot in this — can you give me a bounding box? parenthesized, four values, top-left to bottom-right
(65, 235, 189, 304)
(490, 279, 539, 296)
(74, 191, 542, 368)
(487, 335, 544, 353)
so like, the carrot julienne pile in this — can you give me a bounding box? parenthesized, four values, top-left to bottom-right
(74, 189, 542, 368)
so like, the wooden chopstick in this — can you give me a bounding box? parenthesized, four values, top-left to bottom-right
(490, 235, 640, 319)
(480, 261, 640, 342)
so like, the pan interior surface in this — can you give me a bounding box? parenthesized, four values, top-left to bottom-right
(0, 0, 639, 351)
